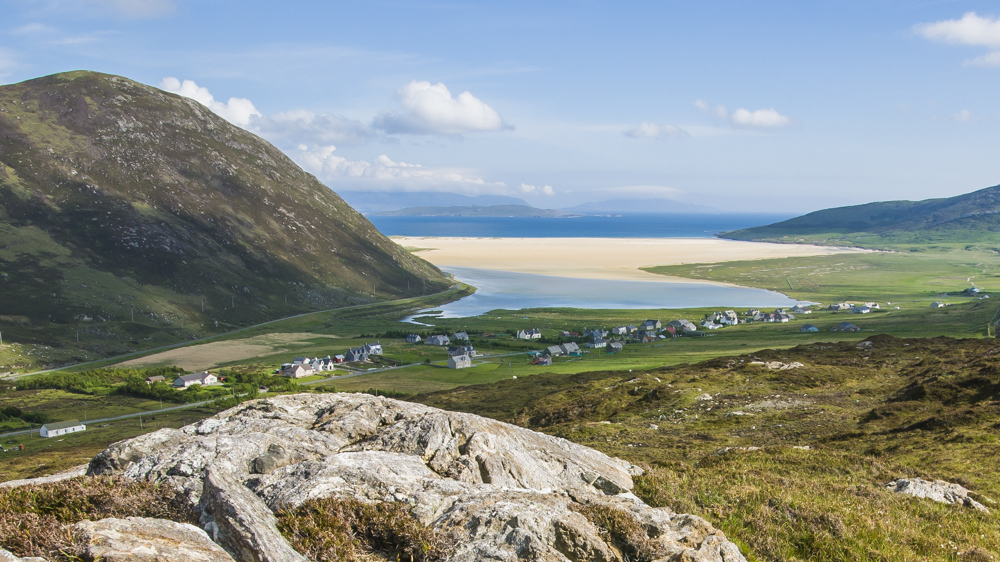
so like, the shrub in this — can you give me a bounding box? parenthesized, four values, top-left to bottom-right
(0, 476, 196, 560)
(277, 497, 452, 561)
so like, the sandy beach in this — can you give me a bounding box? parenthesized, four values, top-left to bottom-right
(394, 237, 867, 282)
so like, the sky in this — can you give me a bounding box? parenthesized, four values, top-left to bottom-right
(1, 0, 999, 213)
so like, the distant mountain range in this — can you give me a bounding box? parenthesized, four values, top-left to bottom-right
(722, 183, 1000, 244)
(337, 191, 530, 214)
(373, 205, 576, 218)
(348, 191, 720, 216)
(0, 71, 448, 357)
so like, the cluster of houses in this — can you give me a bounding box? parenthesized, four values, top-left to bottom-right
(827, 302, 880, 314)
(279, 342, 383, 378)
(407, 332, 479, 369)
(144, 371, 219, 389)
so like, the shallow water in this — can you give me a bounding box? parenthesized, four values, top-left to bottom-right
(405, 267, 801, 320)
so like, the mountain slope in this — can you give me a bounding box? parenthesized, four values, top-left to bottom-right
(0, 71, 449, 364)
(722, 183, 1000, 243)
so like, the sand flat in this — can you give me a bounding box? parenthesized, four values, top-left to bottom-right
(394, 236, 866, 282)
(117, 332, 340, 372)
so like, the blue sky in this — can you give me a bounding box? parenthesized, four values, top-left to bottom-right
(2, 0, 999, 212)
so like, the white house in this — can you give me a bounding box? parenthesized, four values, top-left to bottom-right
(406, 334, 422, 343)
(309, 356, 337, 372)
(516, 328, 542, 340)
(701, 319, 722, 330)
(282, 364, 314, 378)
(586, 338, 607, 349)
(931, 301, 946, 308)
(640, 320, 661, 332)
(790, 305, 812, 315)
(611, 326, 628, 336)
(451, 331, 469, 341)
(173, 372, 218, 388)
(363, 342, 383, 355)
(426, 335, 450, 346)
(39, 420, 86, 438)
(448, 354, 472, 369)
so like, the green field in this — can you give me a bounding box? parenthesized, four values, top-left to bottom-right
(5, 241, 1000, 560)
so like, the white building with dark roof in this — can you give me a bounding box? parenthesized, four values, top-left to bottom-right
(40, 420, 86, 438)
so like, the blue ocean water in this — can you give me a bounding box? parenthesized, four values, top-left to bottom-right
(408, 267, 801, 319)
(376, 213, 803, 319)
(368, 213, 792, 238)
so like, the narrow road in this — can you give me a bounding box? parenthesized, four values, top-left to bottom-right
(3, 284, 465, 381)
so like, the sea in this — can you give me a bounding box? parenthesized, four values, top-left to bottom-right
(368, 213, 804, 320)
(368, 213, 792, 239)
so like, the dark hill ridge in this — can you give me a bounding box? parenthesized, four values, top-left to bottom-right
(0, 71, 448, 359)
(722, 183, 1000, 242)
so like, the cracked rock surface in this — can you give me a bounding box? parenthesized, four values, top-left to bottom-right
(88, 393, 746, 561)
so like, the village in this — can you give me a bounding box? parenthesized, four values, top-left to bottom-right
(8, 299, 907, 444)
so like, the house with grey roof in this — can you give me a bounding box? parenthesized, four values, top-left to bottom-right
(40, 420, 86, 438)
(448, 354, 472, 369)
(173, 372, 218, 388)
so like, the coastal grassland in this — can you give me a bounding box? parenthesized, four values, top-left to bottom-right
(0, 405, 218, 481)
(644, 246, 1000, 307)
(413, 335, 1000, 561)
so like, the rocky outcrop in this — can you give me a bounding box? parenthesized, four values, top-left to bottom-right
(73, 517, 235, 561)
(88, 393, 747, 561)
(887, 478, 990, 512)
(0, 548, 45, 562)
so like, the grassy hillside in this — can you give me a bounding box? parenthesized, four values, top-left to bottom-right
(0, 71, 449, 370)
(413, 335, 1000, 561)
(723, 183, 1000, 246)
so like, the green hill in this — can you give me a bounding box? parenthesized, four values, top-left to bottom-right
(0, 71, 449, 368)
(722, 183, 1000, 246)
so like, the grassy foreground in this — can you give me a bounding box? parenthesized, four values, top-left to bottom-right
(414, 335, 1000, 561)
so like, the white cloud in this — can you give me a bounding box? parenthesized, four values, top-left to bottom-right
(36, 0, 175, 18)
(292, 145, 507, 194)
(520, 183, 555, 196)
(916, 12, 1000, 67)
(954, 109, 973, 122)
(12, 23, 57, 34)
(374, 80, 508, 135)
(158, 77, 261, 127)
(731, 107, 792, 128)
(965, 51, 1000, 67)
(915, 12, 1000, 47)
(624, 122, 689, 139)
(251, 110, 377, 147)
(695, 99, 792, 129)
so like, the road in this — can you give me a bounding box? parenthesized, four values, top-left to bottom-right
(0, 350, 534, 441)
(2, 284, 464, 381)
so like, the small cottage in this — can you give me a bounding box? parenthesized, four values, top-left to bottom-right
(173, 372, 217, 388)
(447, 354, 472, 369)
(282, 364, 314, 378)
(800, 324, 819, 332)
(426, 335, 450, 346)
(406, 334, 422, 343)
(39, 420, 86, 438)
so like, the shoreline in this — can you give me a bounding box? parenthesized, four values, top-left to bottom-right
(393, 236, 868, 283)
